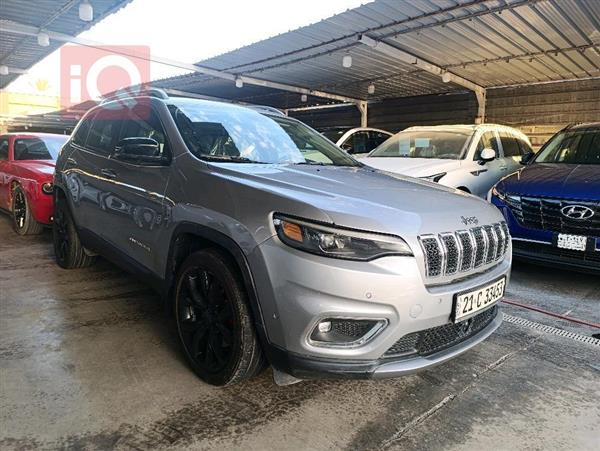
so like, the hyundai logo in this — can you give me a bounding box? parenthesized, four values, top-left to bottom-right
(560, 205, 595, 220)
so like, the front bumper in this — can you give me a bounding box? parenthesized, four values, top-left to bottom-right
(491, 195, 600, 274)
(249, 235, 510, 378)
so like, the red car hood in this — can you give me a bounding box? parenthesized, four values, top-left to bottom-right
(13, 160, 56, 176)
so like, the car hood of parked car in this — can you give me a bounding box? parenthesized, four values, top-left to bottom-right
(360, 157, 462, 178)
(13, 160, 56, 177)
(214, 163, 501, 236)
(496, 163, 600, 201)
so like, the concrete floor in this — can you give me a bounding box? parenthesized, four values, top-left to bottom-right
(1, 214, 599, 451)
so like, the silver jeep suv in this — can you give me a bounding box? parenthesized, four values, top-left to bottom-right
(53, 90, 510, 386)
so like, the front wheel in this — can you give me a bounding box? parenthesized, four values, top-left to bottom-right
(11, 186, 43, 236)
(174, 249, 265, 386)
(53, 194, 96, 269)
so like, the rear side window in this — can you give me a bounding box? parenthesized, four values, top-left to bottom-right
(86, 111, 121, 155)
(499, 132, 521, 157)
(0, 137, 8, 160)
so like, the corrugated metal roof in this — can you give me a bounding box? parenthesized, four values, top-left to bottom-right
(0, 0, 132, 88)
(154, 0, 600, 108)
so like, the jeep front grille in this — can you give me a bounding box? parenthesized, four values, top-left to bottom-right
(419, 222, 509, 279)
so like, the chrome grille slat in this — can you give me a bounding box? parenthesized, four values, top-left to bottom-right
(419, 222, 510, 279)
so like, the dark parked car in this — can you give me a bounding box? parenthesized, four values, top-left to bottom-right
(490, 122, 600, 274)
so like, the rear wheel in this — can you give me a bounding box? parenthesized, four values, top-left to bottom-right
(174, 249, 265, 386)
(53, 194, 96, 269)
(11, 186, 43, 236)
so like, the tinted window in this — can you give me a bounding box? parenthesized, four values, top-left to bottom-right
(369, 131, 391, 150)
(499, 132, 521, 157)
(535, 128, 600, 165)
(14, 136, 67, 161)
(341, 131, 369, 154)
(118, 106, 169, 158)
(72, 116, 92, 146)
(169, 99, 358, 166)
(86, 111, 121, 154)
(517, 137, 533, 155)
(0, 138, 8, 160)
(475, 132, 500, 160)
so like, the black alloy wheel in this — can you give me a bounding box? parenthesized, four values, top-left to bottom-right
(178, 269, 235, 375)
(174, 250, 265, 386)
(11, 186, 42, 235)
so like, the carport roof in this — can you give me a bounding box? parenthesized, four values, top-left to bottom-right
(154, 0, 600, 108)
(0, 0, 132, 89)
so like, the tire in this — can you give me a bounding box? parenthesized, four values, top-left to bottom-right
(53, 194, 96, 269)
(174, 249, 265, 386)
(11, 186, 43, 236)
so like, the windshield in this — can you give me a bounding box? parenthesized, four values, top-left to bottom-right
(169, 100, 359, 166)
(14, 136, 68, 161)
(369, 130, 471, 160)
(534, 128, 600, 165)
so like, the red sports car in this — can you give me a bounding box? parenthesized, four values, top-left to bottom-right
(0, 133, 69, 235)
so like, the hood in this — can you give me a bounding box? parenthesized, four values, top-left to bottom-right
(497, 163, 600, 201)
(216, 163, 502, 236)
(13, 160, 56, 176)
(360, 157, 461, 178)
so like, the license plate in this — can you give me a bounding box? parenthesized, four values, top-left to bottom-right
(557, 234, 587, 251)
(454, 277, 505, 323)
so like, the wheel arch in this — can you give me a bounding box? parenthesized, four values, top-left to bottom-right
(164, 222, 269, 348)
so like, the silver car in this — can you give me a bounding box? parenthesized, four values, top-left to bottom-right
(53, 91, 510, 386)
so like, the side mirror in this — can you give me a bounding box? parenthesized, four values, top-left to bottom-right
(479, 148, 496, 165)
(520, 151, 535, 165)
(113, 137, 164, 164)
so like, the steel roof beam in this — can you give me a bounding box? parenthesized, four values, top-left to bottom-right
(0, 20, 362, 105)
(359, 34, 486, 123)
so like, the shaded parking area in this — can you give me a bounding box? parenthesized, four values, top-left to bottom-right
(1, 214, 598, 450)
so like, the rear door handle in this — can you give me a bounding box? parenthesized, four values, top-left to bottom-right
(66, 157, 77, 165)
(100, 168, 117, 179)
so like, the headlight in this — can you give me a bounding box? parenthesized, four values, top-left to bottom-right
(41, 182, 53, 194)
(420, 172, 446, 183)
(273, 214, 412, 261)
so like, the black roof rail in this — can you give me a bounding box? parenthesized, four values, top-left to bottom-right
(100, 87, 169, 105)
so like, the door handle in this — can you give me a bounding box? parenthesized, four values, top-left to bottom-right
(66, 157, 77, 165)
(100, 168, 117, 179)
(500, 166, 508, 171)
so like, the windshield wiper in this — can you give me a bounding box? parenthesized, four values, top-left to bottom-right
(200, 155, 267, 163)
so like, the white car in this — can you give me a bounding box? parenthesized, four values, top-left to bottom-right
(361, 124, 534, 198)
(322, 127, 393, 155)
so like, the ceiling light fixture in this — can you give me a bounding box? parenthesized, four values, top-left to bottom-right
(342, 54, 352, 68)
(37, 32, 50, 47)
(235, 77, 243, 88)
(367, 83, 375, 94)
(79, 1, 93, 21)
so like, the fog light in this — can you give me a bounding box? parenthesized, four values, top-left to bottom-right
(318, 321, 332, 333)
(310, 318, 386, 348)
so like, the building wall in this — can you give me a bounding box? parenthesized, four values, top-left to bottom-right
(290, 79, 600, 149)
(486, 79, 600, 148)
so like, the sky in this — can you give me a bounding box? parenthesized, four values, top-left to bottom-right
(7, 0, 368, 97)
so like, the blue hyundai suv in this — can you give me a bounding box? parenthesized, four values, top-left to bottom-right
(490, 122, 599, 274)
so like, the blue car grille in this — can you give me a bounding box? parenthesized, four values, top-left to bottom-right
(506, 196, 600, 237)
(419, 222, 509, 279)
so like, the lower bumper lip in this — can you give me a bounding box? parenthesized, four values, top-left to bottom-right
(371, 311, 503, 378)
